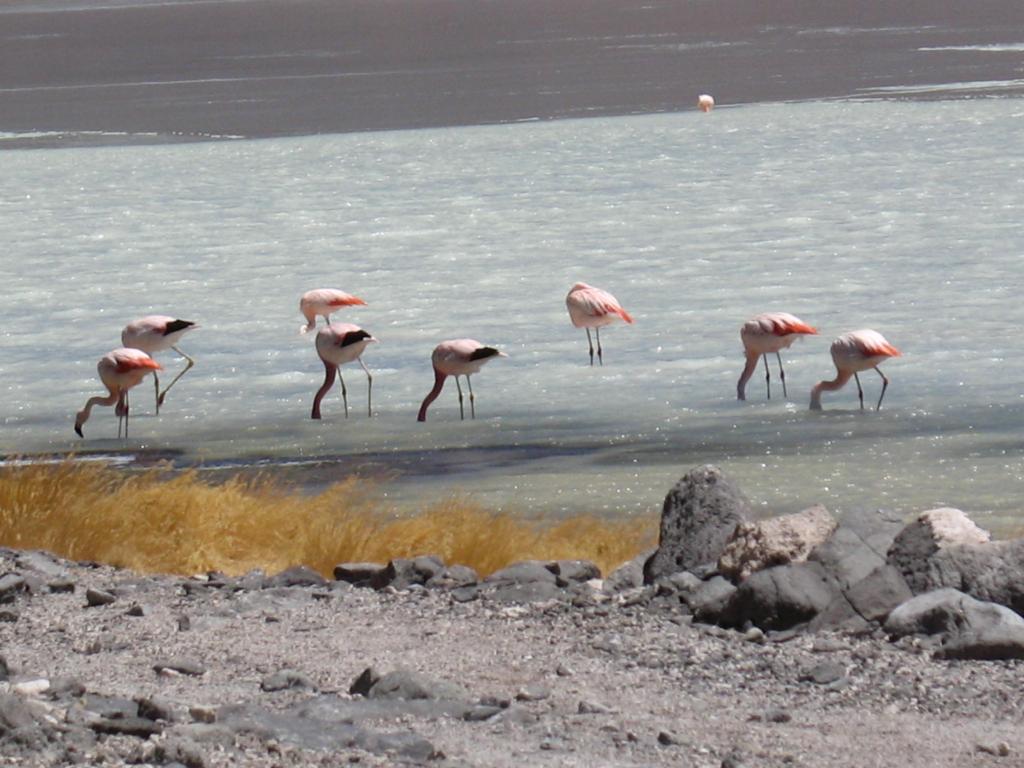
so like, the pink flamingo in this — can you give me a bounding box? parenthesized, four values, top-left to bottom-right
(311, 323, 377, 419)
(417, 339, 507, 422)
(565, 282, 634, 366)
(121, 315, 198, 414)
(300, 289, 367, 334)
(737, 312, 818, 400)
(698, 94, 715, 113)
(810, 330, 902, 411)
(74, 348, 162, 438)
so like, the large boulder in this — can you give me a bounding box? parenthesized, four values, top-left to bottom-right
(718, 562, 839, 631)
(718, 505, 837, 581)
(644, 466, 750, 584)
(887, 508, 990, 591)
(884, 588, 1024, 660)
(810, 508, 904, 590)
(887, 509, 1024, 614)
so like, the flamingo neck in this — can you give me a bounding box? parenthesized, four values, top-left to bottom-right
(311, 362, 337, 419)
(76, 392, 119, 432)
(417, 367, 448, 422)
(810, 370, 853, 410)
(736, 350, 760, 400)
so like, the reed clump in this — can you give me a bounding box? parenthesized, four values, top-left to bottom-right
(0, 460, 654, 578)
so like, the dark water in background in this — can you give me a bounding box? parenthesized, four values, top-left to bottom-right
(2, 0, 1024, 145)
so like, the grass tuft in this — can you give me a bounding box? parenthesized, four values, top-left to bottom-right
(0, 460, 654, 578)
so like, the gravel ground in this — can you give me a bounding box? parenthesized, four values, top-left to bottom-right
(1, 549, 1021, 767)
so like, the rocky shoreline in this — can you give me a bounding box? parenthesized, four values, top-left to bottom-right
(1, 465, 1022, 767)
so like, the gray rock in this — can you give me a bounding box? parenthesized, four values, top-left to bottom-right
(332, 562, 386, 586)
(644, 465, 750, 583)
(47, 579, 75, 594)
(603, 551, 652, 594)
(427, 564, 479, 589)
(349, 667, 382, 697)
(810, 509, 903, 590)
(262, 565, 327, 589)
(90, 716, 163, 738)
(486, 581, 565, 604)
(719, 562, 839, 631)
(370, 555, 446, 590)
(82, 693, 138, 719)
(683, 575, 737, 623)
(15, 551, 69, 578)
(84, 588, 116, 607)
(885, 588, 1024, 640)
(0, 574, 26, 602)
(136, 696, 176, 722)
(261, 669, 316, 692)
(0, 693, 37, 731)
(546, 560, 601, 584)
(807, 594, 873, 634)
(365, 669, 465, 701)
(155, 737, 207, 768)
(485, 560, 558, 585)
(936, 625, 1024, 660)
(718, 504, 837, 581)
(47, 677, 85, 699)
(799, 661, 845, 685)
(845, 565, 913, 622)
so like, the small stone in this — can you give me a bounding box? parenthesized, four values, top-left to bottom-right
(189, 705, 217, 724)
(514, 685, 550, 702)
(12, 678, 50, 696)
(0, 609, 17, 623)
(555, 664, 574, 677)
(125, 604, 146, 617)
(48, 579, 75, 594)
(657, 730, 681, 746)
(177, 615, 191, 632)
(765, 708, 792, 723)
(977, 742, 1011, 757)
(799, 661, 845, 685)
(85, 588, 117, 607)
(260, 669, 315, 692)
(154, 658, 206, 677)
(744, 627, 765, 643)
(577, 700, 611, 714)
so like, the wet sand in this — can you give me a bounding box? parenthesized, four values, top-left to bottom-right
(3, 0, 1024, 147)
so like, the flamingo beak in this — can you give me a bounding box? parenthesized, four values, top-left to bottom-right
(74, 424, 84, 438)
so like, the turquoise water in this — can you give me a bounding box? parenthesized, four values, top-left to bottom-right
(2, 98, 1023, 532)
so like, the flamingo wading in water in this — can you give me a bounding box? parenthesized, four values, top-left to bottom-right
(74, 348, 162, 438)
(311, 323, 377, 419)
(121, 315, 198, 414)
(810, 330, 902, 411)
(565, 282, 634, 366)
(737, 312, 818, 400)
(417, 339, 507, 422)
(300, 288, 367, 334)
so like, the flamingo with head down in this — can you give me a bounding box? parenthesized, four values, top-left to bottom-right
(810, 329, 902, 411)
(74, 348, 162, 438)
(310, 323, 377, 420)
(417, 339, 507, 422)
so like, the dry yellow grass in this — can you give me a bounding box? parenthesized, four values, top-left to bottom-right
(0, 460, 655, 578)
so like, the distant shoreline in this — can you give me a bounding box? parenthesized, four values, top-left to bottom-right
(3, 0, 1024, 150)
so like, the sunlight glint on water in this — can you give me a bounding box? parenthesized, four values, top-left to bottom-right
(2, 99, 1023, 532)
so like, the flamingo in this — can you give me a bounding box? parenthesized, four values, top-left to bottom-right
(311, 323, 377, 419)
(300, 288, 367, 334)
(698, 94, 715, 113)
(74, 348, 162, 438)
(417, 339, 507, 422)
(810, 330, 902, 411)
(565, 282, 634, 366)
(121, 315, 198, 414)
(737, 312, 818, 401)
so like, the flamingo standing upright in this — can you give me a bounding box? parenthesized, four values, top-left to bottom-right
(810, 330, 902, 411)
(311, 323, 377, 419)
(299, 288, 367, 334)
(74, 348, 162, 438)
(121, 315, 198, 414)
(565, 282, 634, 366)
(737, 312, 818, 400)
(698, 94, 715, 113)
(417, 339, 507, 422)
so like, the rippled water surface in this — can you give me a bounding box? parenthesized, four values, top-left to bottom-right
(3, 98, 1024, 531)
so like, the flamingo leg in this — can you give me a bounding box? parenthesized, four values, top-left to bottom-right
(359, 358, 373, 417)
(455, 376, 465, 420)
(153, 372, 161, 414)
(125, 391, 130, 439)
(467, 376, 476, 419)
(776, 352, 788, 399)
(585, 328, 594, 366)
(854, 372, 864, 410)
(596, 327, 603, 366)
(874, 367, 890, 410)
(762, 354, 771, 400)
(338, 370, 349, 418)
(157, 346, 195, 410)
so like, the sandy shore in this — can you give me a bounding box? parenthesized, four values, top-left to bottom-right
(1, 547, 1020, 767)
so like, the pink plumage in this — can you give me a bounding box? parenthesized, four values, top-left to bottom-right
(74, 348, 162, 438)
(737, 312, 818, 401)
(417, 339, 507, 422)
(121, 315, 198, 413)
(300, 289, 367, 333)
(810, 329, 901, 411)
(565, 282, 633, 366)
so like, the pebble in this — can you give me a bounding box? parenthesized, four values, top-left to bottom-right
(976, 742, 1011, 757)
(84, 588, 116, 607)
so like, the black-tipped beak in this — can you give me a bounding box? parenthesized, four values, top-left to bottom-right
(74, 425, 83, 438)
